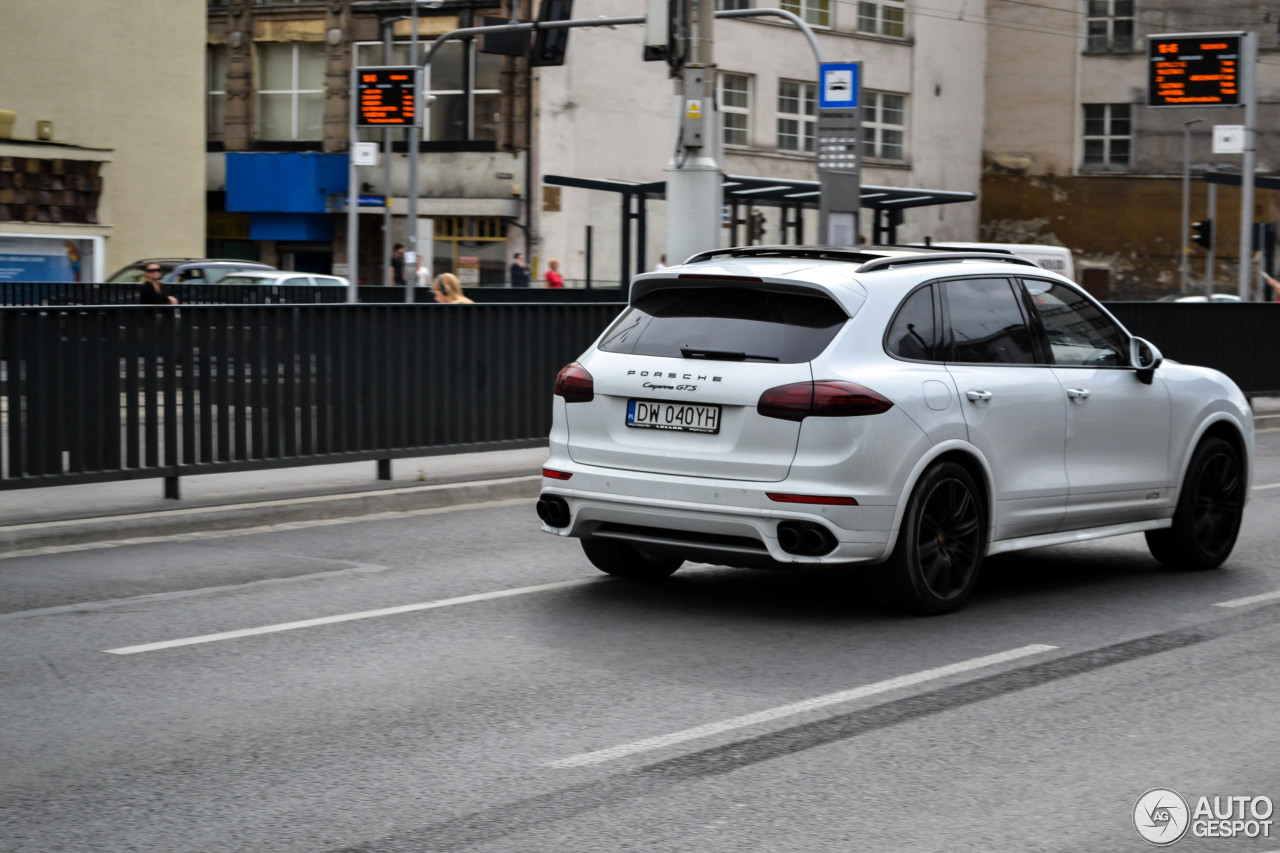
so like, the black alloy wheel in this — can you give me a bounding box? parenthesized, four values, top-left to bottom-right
(878, 461, 986, 615)
(1146, 437, 1244, 570)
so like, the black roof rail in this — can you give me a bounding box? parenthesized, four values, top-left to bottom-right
(855, 252, 1038, 273)
(893, 243, 1017, 255)
(684, 245, 885, 265)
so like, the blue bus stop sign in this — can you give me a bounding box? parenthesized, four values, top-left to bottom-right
(819, 63, 860, 110)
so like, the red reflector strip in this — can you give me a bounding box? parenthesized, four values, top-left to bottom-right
(542, 468, 573, 480)
(766, 493, 858, 505)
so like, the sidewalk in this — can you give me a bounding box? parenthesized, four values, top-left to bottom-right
(0, 446, 549, 555)
(2, 399, 1277, 557)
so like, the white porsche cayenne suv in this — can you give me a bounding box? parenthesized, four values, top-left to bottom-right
(537, 247, 1252, 613)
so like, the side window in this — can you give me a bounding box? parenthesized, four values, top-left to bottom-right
(1022, 278, 1127, 366)
(886, 284, 936, 361)
(943, 278, 1037, 365)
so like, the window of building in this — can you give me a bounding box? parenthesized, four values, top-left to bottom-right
(354, 40, 500, 143)
(780, 0, 831, 28)
(857, 0, 905, 37)
(1082, 103, 1130, 169)
(256, 42, 326, 141)
(716, 0, 752, 9)
(777, 80, 816, 153)
(861, 91, 907, 161)
(208, 45, 228, 142)
(1086, 0, 1134, 53)
(719, 72, 752, 148)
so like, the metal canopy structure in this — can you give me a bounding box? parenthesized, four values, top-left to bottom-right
(543, 173, 976, 283)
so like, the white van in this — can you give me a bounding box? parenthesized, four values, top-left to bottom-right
(910, 242, 1076, 281)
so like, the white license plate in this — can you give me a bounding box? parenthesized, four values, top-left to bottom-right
(626, 399, 721, 434)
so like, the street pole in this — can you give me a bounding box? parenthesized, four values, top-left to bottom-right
(1206, 180, 1217, 295)
(406, 0, 420, 304)
(664, 0, 721, 266)
(1237, 32, 1258, 301)
(1180, 118, 1201, 294)
(382, 19, 395, 291)
(345, 63, 358, 303)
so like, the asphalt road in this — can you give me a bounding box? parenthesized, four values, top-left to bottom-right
(3, 433, 1280, 852)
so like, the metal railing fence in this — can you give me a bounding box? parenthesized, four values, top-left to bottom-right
(2, 300, 1277, 497)
(2, 281, 626, 306)
(1, 303, 622, 495)
(1105, 302, 1280, 398)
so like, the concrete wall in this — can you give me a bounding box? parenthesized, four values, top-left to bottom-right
(0, 0, 206, 274)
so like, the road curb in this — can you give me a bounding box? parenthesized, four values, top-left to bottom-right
(0, 475, 541, 555)
(1255, 414, 1280, 431)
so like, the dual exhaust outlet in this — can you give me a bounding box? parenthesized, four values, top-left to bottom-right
(536, 495, 571, 528)
(776, 521, 837, 557)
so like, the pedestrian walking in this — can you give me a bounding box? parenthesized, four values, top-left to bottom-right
(432, 272, 474, 304)
(137, 263, 177, 305)
(390, 243, 407, 287)
(545, 258, 564, 288)
(509, 252, 530, 288)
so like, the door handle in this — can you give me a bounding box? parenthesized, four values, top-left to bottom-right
(965, 390, 993, 402)
(1066, 387, 1091, 401)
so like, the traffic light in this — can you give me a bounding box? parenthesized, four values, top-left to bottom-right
(1191, 219, 1213, 250)
(531, 0, 573, 67)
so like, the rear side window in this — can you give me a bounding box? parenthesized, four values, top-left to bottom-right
(598, 285, 847, 363)
(943, 278, 1037, 364)
(886, 284, 937, 361)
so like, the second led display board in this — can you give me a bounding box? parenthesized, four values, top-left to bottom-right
(1147, 33, 1242, 107)
(356, 66, 419, 127)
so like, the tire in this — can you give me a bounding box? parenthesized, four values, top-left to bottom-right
(581, 538, 683, 580)
(876, 462, 986, 615)
(1145, 437, 1244, 571)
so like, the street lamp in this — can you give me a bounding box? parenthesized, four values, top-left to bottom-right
(1180, 118, 1202, 294)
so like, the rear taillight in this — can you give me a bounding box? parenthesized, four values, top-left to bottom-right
(554, 362, 595, 403)
(757, 380, 893, 421)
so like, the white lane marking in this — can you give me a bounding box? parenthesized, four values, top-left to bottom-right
(1253, 482, 1280, 491)
(0, 497, 530, 561)
(1213, 589, 1280, 609)
(0, 563, 392, 624)
(550, 643, 1059, 768)
(105, 577, 600, 655)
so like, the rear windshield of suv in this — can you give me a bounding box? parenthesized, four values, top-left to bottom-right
(598, 285, 847, 363)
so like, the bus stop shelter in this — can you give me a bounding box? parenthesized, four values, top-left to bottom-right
(543, 173, 976, 283)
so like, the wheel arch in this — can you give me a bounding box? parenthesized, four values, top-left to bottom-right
(1179, 414, 1252, 503)
(884, 441, 995, 558)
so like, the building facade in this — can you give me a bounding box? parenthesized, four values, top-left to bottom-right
(0, 0, 206, 281)
(983, 0, 1280, 298)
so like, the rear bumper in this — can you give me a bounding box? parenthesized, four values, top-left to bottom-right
(538, 463, 895, 567)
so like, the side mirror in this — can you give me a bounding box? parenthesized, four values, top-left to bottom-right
(1130, 336, 1163, 384)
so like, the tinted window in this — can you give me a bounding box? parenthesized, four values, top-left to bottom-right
(1022, 278, 1126, 366)
(944, 278, 1036, 364)
(598, 285, 847, 363)
(886, 284, 936, 361)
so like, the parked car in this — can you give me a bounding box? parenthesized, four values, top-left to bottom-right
(216, 270, 350, 288)
(905, 241, 1076, 280)
(1171, 294, 1243, 303)
(537, 246, 1252, 614)
(108, 258, 277, 285)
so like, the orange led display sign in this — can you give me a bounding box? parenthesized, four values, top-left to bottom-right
(356, 66, 419, 127)
(1147, 33, 1243, 107)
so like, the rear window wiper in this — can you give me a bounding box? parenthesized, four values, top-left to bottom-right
(680, 347, 780, 362)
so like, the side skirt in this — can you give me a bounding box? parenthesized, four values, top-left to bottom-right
(986, 519, 1173, 557)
